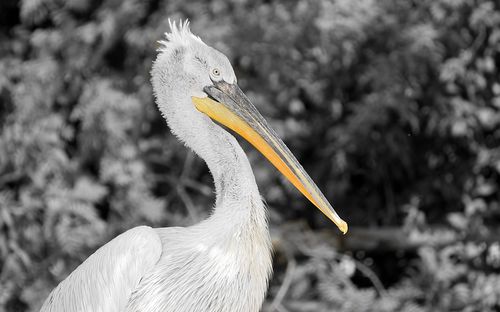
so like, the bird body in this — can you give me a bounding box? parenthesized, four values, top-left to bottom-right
(44, 212, 271, 312)
(41, 125, 272, 312)
(40, 20, 346, 312)
(127, 208, 271, 312)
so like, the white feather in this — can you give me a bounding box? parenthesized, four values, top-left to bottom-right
(158, 19, 204, 51)
(40, 226, 162, 312)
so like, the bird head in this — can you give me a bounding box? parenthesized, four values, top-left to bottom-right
(151, 20, 347, 234)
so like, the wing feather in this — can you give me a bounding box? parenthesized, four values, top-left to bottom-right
(40, 226, 162, 312)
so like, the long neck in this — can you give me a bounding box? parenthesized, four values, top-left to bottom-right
(159, 96, 265, 227)
(200, 120, 264, 221)
(198, 123, 270, 269)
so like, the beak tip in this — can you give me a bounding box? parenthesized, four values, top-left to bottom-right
(326, 210, 348, 234)
(335, 218, 348, 234)
(340, 221, 348, 235)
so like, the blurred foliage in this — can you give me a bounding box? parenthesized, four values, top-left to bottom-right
(0, 0, 500, 311)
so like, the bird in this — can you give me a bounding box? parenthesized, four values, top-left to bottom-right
(40, 20, 347, 312)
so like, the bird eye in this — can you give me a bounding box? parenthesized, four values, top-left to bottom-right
(212, 68, 221, 77)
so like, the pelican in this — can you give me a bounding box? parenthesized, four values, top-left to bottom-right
(40, 20, 347, 312)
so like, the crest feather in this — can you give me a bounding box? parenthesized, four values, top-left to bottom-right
(158, 19, 204, 51)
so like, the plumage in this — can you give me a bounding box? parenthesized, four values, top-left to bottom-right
(40, 19, 346, 312)
(41, 226, 163, 312)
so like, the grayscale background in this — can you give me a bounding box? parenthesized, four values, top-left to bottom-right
(1, 0, 500, 311)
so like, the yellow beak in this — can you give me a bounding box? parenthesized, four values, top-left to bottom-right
(192, 81, 347, 234)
